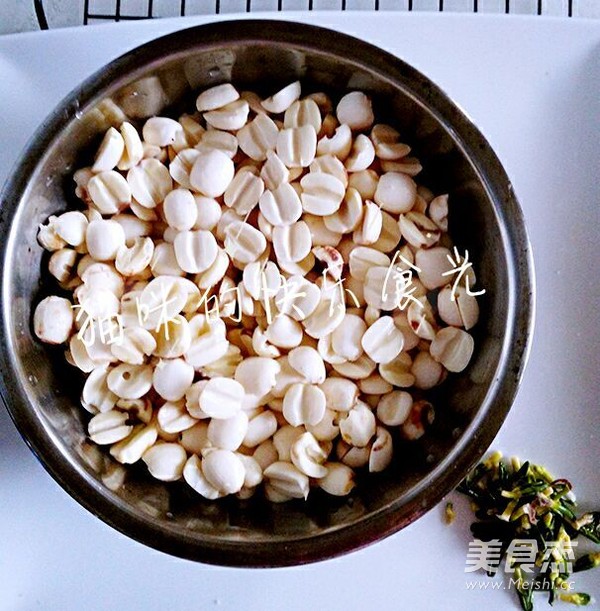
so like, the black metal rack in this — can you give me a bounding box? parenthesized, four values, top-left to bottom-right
(33, 0, 576, 30)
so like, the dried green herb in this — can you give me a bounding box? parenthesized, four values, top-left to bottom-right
(457, 452, 599, 610)
(445, 501, 456, 525)
(559, 593, 592, 606)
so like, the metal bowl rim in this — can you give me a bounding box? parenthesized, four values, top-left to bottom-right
(0, 19, 535, 567)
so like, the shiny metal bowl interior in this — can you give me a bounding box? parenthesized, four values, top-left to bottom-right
(0, 20, 533, 566)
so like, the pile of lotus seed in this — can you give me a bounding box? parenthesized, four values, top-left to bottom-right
(34, 80, 481, 502)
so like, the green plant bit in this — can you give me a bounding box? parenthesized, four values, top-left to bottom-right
(558, 592, 592, 606)
(576, 512, 600, 544)
(513, 566, 534, 611)
(444, 501, 456, 525)
(574, 551, 600, 572)
(457, 454, 600, 611)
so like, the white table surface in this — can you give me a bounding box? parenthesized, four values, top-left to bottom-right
(1, 12, 599, 611)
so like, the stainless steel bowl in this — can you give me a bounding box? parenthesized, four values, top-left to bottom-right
(0, 20, 534, 566)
